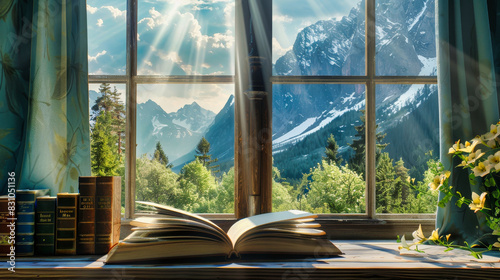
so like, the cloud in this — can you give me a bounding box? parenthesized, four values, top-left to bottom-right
(102, 6, 126, 18)
(273, 14, 293, 23)
(87, 4, 98, 14)
(272, 38, 292, 62)
(150, 47, 194, 75)
(96, 19, 104, 27)
(201, 63, 210, 69)
(88, 50, 107, 62)
(145, 60, 153, 67)
(138, 7, 166, 29)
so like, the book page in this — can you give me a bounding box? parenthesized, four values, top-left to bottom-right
(135, 201, 230, 244)
(226, 210, 317, 246)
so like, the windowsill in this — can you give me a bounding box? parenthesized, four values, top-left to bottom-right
(3, 241, 499, 279)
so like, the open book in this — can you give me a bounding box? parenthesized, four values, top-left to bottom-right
(105, 202, 341, 263)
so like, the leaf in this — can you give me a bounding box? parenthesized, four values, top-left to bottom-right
(444, 247, 454, 252)
(70, 167, 78, 180)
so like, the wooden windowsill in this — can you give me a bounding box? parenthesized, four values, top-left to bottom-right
(2, 241, 499, 279)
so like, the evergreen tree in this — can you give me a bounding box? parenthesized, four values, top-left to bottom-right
(153, 141, 173, 169)
(375, 152, 401, 213)
(91, 83, 126, 156)
(90, 112, 120, 176)
(195, 137, 219, 174)
(323, 134, 342, 165)
(348, 110, 388, 177)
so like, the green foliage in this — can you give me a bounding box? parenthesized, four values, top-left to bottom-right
(177, 159, 219, 213)
(136, 155, 179, 205)
(348, 109, 387, 177)
(323, 134, 342, 165)
(216, 168, 235, 213)
(90, 112, 120, 176)
(90, 83, 125, 177)
(153, 141, 173, 168)
(306, 160, 365, 213)
(195, 137, 220, 174)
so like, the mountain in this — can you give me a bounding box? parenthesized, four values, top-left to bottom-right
(270, 0, 438, 180)
(172, 95, 235, 172)
(135, 100, 216, 162)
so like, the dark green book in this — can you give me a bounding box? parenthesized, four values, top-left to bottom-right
(16, 189, 49, 256)
(35, 196, 57, 255)
(56, 193, 79, 255)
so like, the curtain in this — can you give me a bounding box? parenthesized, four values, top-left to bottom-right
(436, 0, 500, 244)
(0, 0, 90, 195)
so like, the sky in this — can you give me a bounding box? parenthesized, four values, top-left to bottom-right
(87, 0, 358, 114)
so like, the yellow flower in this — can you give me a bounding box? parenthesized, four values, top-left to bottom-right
(449, 138, 481, 154)
(469, 192, 487, 213)
(412, 224, 427, 244)
(482, 124, 500, 141)
(488, 152, 500, 166)
(472, 161, 493, 177)
(398, 235, 411, 250)
(446, 234, 451, 242)
(466, 149, 485, 164)
(428, 228, 440, 241)
(428, 171, 450, 190)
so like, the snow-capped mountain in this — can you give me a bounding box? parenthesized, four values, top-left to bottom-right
(136, 100, 216, 161)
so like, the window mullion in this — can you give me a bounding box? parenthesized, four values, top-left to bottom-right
(125, 0, 138, 219)
(365, 0, 376, 219)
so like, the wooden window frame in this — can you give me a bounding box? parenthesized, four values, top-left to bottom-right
(89, 0, 438, 239)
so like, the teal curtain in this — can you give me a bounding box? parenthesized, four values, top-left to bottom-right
(436, 0, 500, 244)
(0, 0, 90, 194)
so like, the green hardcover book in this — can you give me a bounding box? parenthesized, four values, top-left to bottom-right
(56, 193, 79, 255)
(16, 189, 49, 256)
(77, 176, 96, 254)
(35, 196, 57, 255)
(0, 195, 15, 255)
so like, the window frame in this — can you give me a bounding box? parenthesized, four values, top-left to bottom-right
(88, 0, 438, 238)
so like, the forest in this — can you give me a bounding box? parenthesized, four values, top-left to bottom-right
(90, 83, 439, 214)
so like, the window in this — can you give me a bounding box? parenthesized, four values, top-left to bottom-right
(88, 0, 438, 237)
(271, 0, 438, 218)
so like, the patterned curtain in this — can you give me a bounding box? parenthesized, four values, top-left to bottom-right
(436, 0, 500, 244)
(0, 0, 90, 195)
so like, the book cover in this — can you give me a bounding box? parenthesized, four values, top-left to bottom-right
(0, 195, 15, 255)
(16, 189, 49, 256)
(95, 176, 121, 255)
(78, 176, 96, 255)
(35, 196, 57, 255)
(56, 193, 79, 255)
(106, 201, 342, 264)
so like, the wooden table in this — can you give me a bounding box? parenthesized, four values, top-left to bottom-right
(1, 241, 500, 279)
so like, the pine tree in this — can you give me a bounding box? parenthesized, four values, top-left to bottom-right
(90, 112, 120, 176)
(153, 141, 173, 169)
(323, 134, 342, 165)
(91, 83, 126, 156)
(195, 137, 219, 174)
(348, 110, 388, 177)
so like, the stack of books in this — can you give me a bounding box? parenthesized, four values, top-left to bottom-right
(0, 176, 121, 256)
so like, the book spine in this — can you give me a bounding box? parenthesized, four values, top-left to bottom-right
(0, 197, 15, 255)
(95, 176, 121, 254)
(78, 176, 96, 255)
(16, 191, 37, 256)
(35, 197, 56, 255)
(56, 194, 79, 255)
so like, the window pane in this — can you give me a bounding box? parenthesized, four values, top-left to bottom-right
(375, 84, 439, 214)
(87, 1, 126, 75)
(136, 84, 234, 213)
(272, 84, 366, 213)
(273, 0, 365, 76)
(137, 1, 235, 75)
(89, 83, 127, 210)
(375, 0, 436, 76)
